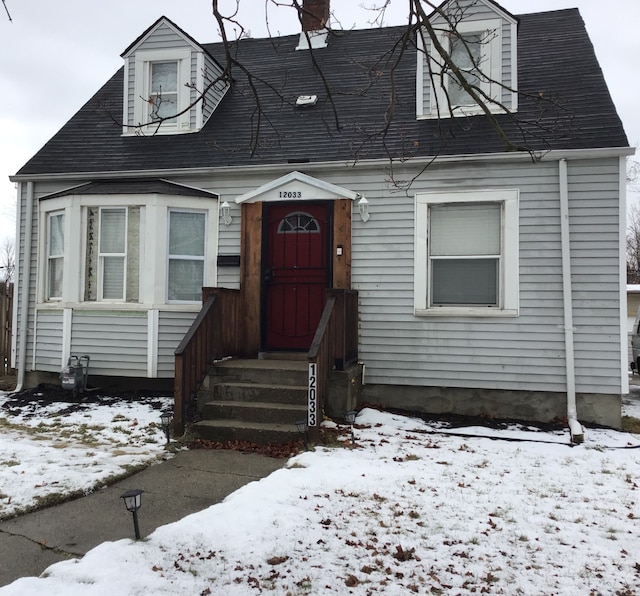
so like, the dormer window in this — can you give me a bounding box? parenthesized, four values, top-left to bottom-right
(443, 20, 501, 113)
(149, 61, 178, 122)
(132, 49, 191, 133)
(417, 1, 518, 119)
(121, 16, 230, 136)
(448, 31, 484, 107)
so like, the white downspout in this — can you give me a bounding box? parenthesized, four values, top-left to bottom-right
(559, 159, 584, 443)
(15, 181, 34, 392)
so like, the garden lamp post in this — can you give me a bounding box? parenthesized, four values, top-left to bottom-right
(295, 418, 308, 450)
(345, 410, 357, 444)
(160, 411, 173, 444)
(120, 489, 143, 540)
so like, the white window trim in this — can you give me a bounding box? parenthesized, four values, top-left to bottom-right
(418, 18, 502, 119)
(166, 208, 208, 304)
(130, 49, 192, 135)
(46, 211, 65, 301)
(37, 194, 218, 309)
(414, 189, 519, 317)
(97, 207, 128, 302)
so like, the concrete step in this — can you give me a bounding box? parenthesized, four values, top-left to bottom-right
(202, 400, 307, 424)
(205, 358, 308, 387)
(193, 419, 303, 445)
(200, 382, 307, 405)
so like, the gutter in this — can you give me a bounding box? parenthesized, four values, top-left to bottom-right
(15, 181, 34, 392)
(9, 147, 634, 185)
(558, 159, 584, 443)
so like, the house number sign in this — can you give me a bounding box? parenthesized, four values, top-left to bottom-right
(308, 362, 317, 427)
(279, 191, 302, 198)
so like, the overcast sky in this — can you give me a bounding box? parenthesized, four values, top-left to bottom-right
(0, 0, 638, 245)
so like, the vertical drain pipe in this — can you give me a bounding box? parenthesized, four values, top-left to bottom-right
(559, 159, 584, 443)
(15, 181, 34, 392)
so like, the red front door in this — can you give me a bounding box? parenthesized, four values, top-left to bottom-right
(263, 203, 330, 350)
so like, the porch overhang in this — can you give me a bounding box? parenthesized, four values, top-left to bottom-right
(235, 171, 363, 204)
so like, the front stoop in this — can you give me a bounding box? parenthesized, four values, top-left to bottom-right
(193, 359, 308, 444)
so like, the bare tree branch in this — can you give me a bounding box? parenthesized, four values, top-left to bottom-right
(103, 0, 574, 184)
(2, 0, 11, 22)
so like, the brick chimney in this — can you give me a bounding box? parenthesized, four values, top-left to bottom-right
(301, 0, 329, 32)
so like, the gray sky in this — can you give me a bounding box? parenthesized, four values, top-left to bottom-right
(1, 0, 638, 244)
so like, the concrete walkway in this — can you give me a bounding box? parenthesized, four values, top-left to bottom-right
(0, 449, 284, 587)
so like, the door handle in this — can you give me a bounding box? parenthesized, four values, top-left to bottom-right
(263, 268, 273, 284)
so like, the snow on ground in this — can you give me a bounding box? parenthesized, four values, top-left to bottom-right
(1, 388, 640, 595)
(0, 390, 173, 519)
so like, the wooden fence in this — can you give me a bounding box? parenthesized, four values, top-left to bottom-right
(0, 282, 14, 375)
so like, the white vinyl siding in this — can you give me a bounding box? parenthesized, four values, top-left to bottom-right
(157, 311, 198, 376)
(70, 312, 148, 376)
(33, 310, 64, 372)
(168, 210, 206, 302)
(343, 158, 622, 396)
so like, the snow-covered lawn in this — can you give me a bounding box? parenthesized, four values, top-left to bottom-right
(2, 386, 640, 595)
(0, 389, 173, 520)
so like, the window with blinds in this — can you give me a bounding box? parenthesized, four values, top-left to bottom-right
(167, 210, 206, 302)
(429, 202, 500, 306)
(414, 189, 519, 316)
(99, 208, 127, 301)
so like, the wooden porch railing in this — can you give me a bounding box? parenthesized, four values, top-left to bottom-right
(307, 289, 359, 442)
(0, 282, 13, 376)
(173, 288, 242, 435)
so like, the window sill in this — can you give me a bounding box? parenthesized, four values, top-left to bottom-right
(414, 307, 519, 318)
(35, 302, 202, 312)
(121, 126, 198, 137)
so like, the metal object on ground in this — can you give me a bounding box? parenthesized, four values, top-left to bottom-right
(120, 489, 143, 540)
(60, 355, 90, 398)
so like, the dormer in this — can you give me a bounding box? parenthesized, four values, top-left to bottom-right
(416, 0, 518, 119)
(121, 17, 229, 136)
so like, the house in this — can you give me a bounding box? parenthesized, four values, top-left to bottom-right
(10, 0, 632, 438)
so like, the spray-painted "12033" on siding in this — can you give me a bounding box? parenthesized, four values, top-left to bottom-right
(308, 362, 317, 427)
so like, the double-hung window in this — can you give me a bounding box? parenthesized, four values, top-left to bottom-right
(46, 212, 64, 300)
(167, 210, 206, 302)
(132, 48, 191, 133)
(415, 189, 519, 316)
(419, 18, 503, 117)
(149, 61, 178, 123)
(99, 208, 127, 301)
(447, 31, 486, 107)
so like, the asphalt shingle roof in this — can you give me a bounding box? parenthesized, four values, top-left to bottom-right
(16, 8, 628, 177)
